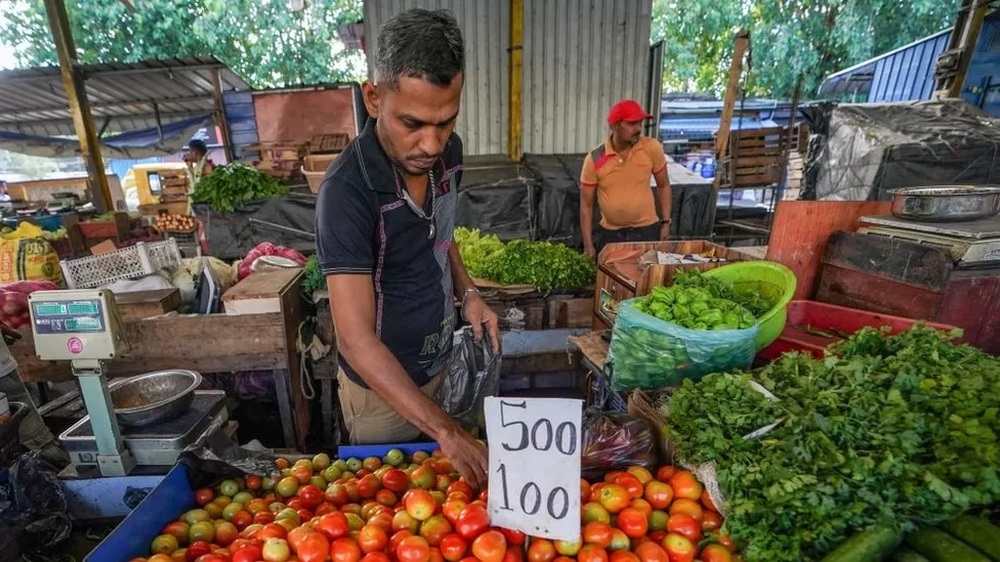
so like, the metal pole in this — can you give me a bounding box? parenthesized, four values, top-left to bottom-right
(211, 68, 236, 163)
(42, 0, 114, 212)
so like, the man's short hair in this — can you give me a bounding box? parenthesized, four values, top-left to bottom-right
(188, 139, 208, 154)
(374, 9, 465, 89)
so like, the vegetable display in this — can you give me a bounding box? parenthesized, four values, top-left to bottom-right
(666, 326, 1000, 562)
(141, 451, 740, 562)
(192, 163, 289, 214)
(634, 286, 756, 331)
(155, 214, 198, 232)
(672, 269, 772, 317)
(453, 227, 594, 293)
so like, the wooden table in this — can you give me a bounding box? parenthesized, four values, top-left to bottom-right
(16, 270, 310, 450)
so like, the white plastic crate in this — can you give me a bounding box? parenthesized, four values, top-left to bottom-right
(61, 240, 183, 289)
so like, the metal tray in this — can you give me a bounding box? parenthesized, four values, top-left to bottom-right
(59, 390, 226, 467)
(888, 185, 1000, 222)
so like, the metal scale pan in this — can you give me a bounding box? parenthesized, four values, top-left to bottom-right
(59, 390, 228, 468)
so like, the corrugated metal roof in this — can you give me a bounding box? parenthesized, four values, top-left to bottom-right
(0, 56, 250, 137)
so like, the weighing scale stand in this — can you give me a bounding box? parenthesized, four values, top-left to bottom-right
(29, 289, 135, 477)
(72, 358, 135, 476)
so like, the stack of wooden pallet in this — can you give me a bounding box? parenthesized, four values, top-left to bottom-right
(716, 125, 800, 191)
(245, 142, 307, 181)
(157, 170, 191, 216)
(307, 133, 349, 155)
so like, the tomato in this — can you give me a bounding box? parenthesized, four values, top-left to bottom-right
(453, 504, 490, 540)
(598, 484, 630, 514)
(297, 532, 331, 562)
(291, 465, 313, 485)
(358, 474, 382, 499)
(288, 526, 313, 551)
(362, 553, 392, 562)
(582, 521, 614, 548)
(410, 466, 436, 490)
(375, 488, 397, 507)
(317, 512, 350, 541)
(582, 502, 611, 524)
(194, 488, 214, 507)
(498, 527, 525, 546)
(526, 538, 556, 562)
(626, 467, 653, 485)
(244, 475, 263, 491)
(359, 524, 389, 553)
(610, 474, 644, 500)
(298, 485, 325, 510)
(643, 480, 673, 510)
(700, 490, 719, 513)
(363, 456, 382, 472)
(275, 457, 291, 470)
(276, 476, 300, 499)
(553, 539, 581, 557)
(609, 551, 640, 562)
(258, 523, 288, 541)
(616, 507, 649, 538)
(717, 534, 737, 553)
(580, 480, 592, 503)
(667, 472, 703, 502)
(436, 474, 453, 493)
(665, 514, 701, 543)
(700, 544, 733, 562)
(429, 547, 446, 562)
(199, 555, 228, 562)
(162, 522, 190, 545)
(231, 544, 264, 562)
(648, 531, 666, 544)
(654, 466, 677, 483)
(368, 512, 394, 531)
(316, 502, 338, 517)
(471, 530, 507, 562)
(331, 537, 363, 562)
(390, 530, 415, 554)
(609, 529, 630, 551)
(382, 469, 410, 493)
(590, 483, 606, 503)
(398, 536, 432, 562)
(577, 544, 609, 562)
(188, 521, 215, 543)
(440, 534, 468, 562)
(447, 481, 474, 500)
(393, 510, 420, 534)
(668, 499, 704, 523)
(442, 499, 468, 525)
(185, 541, 213, 562)
(326, 483, 350, 506)
(632, 541, 668, 562)
(151, 534, 180, 555)
(629, 499, 653, 519)
(661, 534, 696, 562)
(213, 521, 239, 547)
(419, 514, 453, 546)
(405, 489, 437, 521)
(702, 511, 723, 532)
(149, 555, 173, 562)
(502, 545, 524, 562)
(262, 537, 291, 562)
(254, 511, 276, 525)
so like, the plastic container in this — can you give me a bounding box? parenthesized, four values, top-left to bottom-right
(702, 260, 797, 351)
(338, 442, 439, 459)
(757, 300, 962, 361)
(60, 239, 182, 289)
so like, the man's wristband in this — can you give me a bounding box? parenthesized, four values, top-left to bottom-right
(460, 287, 480, 309)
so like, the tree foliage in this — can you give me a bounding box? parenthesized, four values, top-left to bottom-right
(652, 0, 963, 99)
(0, 0, 366, 88)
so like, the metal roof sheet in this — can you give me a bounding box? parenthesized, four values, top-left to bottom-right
(0, 56, 250, 137)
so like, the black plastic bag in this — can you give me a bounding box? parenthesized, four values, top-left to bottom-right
(179, 428, 279, 489)
(0, 451, 71, 557)
(436, 328, 501, 428)
(581, 410, 657, 480)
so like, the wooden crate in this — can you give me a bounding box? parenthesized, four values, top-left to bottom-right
(717, 126, 800, 190)
(114, 288, 182, 321)
(547, 296, 592, 329)
(592, 240, 757, 329)
(223, 267, 304, 316)
(308, 133, 349, 154)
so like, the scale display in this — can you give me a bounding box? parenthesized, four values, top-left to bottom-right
(31, 299, 107, 334)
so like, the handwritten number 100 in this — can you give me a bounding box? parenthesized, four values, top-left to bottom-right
(496, 464, 570, 520)
(499, 400, 577, 454)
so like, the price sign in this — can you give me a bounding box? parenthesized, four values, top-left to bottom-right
(484, 397, 582, 541)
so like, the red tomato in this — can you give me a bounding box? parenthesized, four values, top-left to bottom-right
(358, 474, 382, 499)
(643, 481, 673, 511)
(615, 508, 648, 538)
(318, 512, 350, 541)
(471, 531, 506, 562)
(702, 511, 723, 532)
(582, 522, 614, 548)
(666, 514, 701, 543)
(668, 499, 704, 523)
(358, 524, 389, 553)
(298, 485, 325, 510)
(231, 544, 263, 562)
(502, 546, 524, 562)
(382, 469, 410, 493)
(296, 532, 331, 562)
(397, 536, 432, 562)
(439, 534, 468, 562)
(185, 541, 212, 562)
(429, 547, 446, 562)
(288, 526, 313, 551)
(577, 544, 608, 562)
(667, 472, 703, 502)
(527, 538, 556, 562)
(331, 537, 363, 562)
(194, 488, 214, 507)
(390, 530, 415, 554)
(610, 474, 644, 500)
(598, 485, 630, 514)
(454, 504, 490, 540)
(362, 553, 392, 562)
(700, 544, 733, 562)
(661, 534, 696, 562)
(419, 515, 453, 546)
(633, 542, 668, 562)
(376, 489, 397, 507)
(609, 551, 640, 562)
(654, 466, 677, 483)
(498, 527, 525, 546)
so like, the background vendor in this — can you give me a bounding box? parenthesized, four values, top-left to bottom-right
(579, 99, 672, 259)
(315, 8, 499, 489)
(183, 139, 215, 187)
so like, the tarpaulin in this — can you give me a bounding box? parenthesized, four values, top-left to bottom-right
(456, 160, 537, 241)
(195, 193, 318, 261)
(803, 100, 1000, 201)
(0, 114, 212, 159)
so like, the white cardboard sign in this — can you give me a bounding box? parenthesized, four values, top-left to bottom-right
(484, 397, 582, 541)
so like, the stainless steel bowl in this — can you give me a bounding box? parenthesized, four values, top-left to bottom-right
(888, 185, 1000, 222)
(108, 370, 203, 427)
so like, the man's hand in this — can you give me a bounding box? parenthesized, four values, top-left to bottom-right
(462, 292, 500, 353)
(660, 222, 670, 241)
(584, 242, 596, 260)
(438, 426, 488, 490)
(1, 322, 21, 346)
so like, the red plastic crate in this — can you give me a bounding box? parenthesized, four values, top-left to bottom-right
(757, 300, 962, 361)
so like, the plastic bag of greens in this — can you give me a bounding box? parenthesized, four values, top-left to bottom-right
(607, 298, 759, 390)
(581, 409, 657, 480)
(436, 328, 501, 429)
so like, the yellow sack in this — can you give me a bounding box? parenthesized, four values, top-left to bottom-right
(0, 237, 65, 286)
(1, 222, 45, 241)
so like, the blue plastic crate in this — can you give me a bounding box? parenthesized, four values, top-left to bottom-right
(86, 464, 195, 562)
(338, 442, 439, 460)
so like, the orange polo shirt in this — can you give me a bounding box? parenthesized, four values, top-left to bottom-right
(580, 136, 667, 230)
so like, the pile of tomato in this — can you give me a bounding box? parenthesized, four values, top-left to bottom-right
(135, 449, 738, 562)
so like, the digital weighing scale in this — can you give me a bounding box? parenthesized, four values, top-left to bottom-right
(29, 289, 227, 476)
(858, 214, 1000, 267)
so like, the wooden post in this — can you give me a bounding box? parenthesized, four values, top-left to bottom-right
(777, 74, 804, 201)
(946, 0, 989, 98)
(508, 0, 524, 162)
(707, 30, 750, 236)
(211, 68, 236, 163)
(42, 0, 114, 212)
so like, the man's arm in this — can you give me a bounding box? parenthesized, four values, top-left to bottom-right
(448, 244, 500, 351)
(580, 155, 598, 259)
(327, 274, 488, 488)
(651, 146, 672, 240)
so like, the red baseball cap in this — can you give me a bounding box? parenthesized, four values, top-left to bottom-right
(607, 99, 653, 125)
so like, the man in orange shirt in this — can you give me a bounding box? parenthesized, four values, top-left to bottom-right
(580, 100, 671, 259)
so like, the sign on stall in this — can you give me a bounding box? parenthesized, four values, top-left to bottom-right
(484, 397, 583, 541)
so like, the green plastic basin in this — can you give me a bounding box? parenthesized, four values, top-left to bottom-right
(703, 260, 798, 351)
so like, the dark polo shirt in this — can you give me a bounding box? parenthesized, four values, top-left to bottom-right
(315, 118, 462, 388)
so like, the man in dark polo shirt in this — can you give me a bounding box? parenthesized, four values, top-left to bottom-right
(315, 8, 498, 489)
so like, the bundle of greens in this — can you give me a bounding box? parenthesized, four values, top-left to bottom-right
(666, 326, 1000, 562)
(634, 285, 756, 331)
(301, 255, 325, 298)
(673, 269, 772, 317)
(191, 163, 289, 213)
(453, 227, 595, 293)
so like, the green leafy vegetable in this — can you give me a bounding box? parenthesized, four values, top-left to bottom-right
(454, 227, 595, 293)
(666, 326, 1000, 562)
(301, 255, 325, 298)
(191, 163, 289, 213)
(673, 269, 773, 317)
(634, 285, 756, 331)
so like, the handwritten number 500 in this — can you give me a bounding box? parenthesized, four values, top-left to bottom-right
(499, 400, 577, 455)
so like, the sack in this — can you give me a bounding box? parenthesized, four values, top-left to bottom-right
(0, 238, 63, 287)
(608, 298, 758, 390)
(581, 410, 657, 480)
(436, 328, 501, 428)
(237, 243, 307, 281)
(0, 280, 61, 329)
